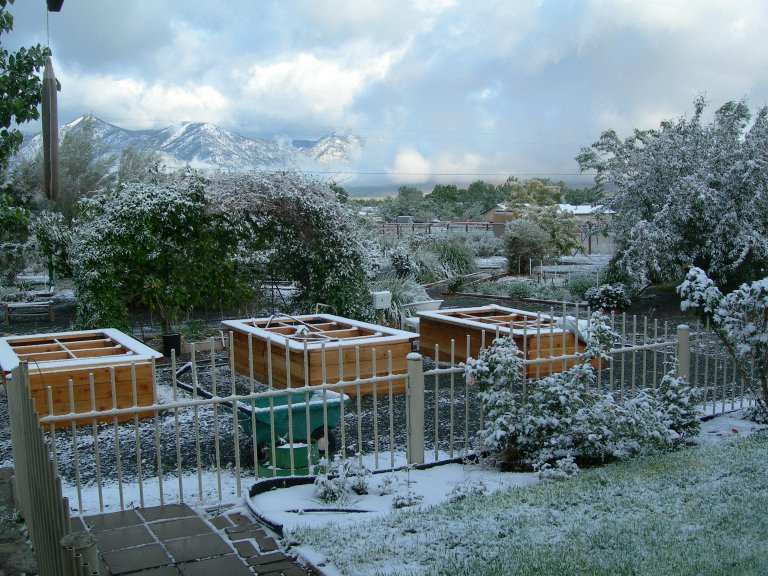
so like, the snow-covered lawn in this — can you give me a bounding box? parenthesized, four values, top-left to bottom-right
(290, 425, 768, 576)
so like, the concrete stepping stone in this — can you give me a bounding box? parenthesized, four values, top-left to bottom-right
(94, 524, 154, 553)
(102, 543, 171, 574)
(86, 510, 143, 532)
(165, 533, 232, 563)
(150, 517, 212, 541)
(139, 504, 196, 523)
(178, 554, 251, 576)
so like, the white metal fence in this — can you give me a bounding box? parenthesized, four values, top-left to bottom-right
(12, 314, 756, 519)
(8, 363, 102, 575)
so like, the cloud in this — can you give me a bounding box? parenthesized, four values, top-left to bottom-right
(10, 0, 768, 187)
(390, 148, 487, 184)
(239, 44, 407, 125)
(58, 69, 232, 129)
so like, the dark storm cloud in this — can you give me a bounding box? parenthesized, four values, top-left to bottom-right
(7, 0, 768, 184)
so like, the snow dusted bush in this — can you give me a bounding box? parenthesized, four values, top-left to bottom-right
(447, 480, 488, 503)
(313, 456, 372, 501)
(211, 172, 374, 318)
(678, 267, 768, 416)
(314, 456, 353, 504)
(657, 371, 701, 438)
(391, 491, 423, 509)
(373, 473, 398, 496)
(585, 283, 631, 311)
(389, 245, 418, 279)
(578, 97, 768, 288)
(468, 312, 691, 477)
(70, 173, 251, 331)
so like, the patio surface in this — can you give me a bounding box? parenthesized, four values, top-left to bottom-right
(74, 503, 310, 575)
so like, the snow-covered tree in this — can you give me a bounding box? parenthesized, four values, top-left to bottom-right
(678, 267, 768, 415)
(70, 173, 251, 332)
(210, 172, 373, 318)
(577, 97, 768, 288)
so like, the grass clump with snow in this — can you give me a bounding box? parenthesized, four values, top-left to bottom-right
(292, 432, 768, 575)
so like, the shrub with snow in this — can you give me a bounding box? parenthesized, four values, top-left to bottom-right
(211, 172, 374, 318)
(657, 371, 701, 438)
(313, 456, 353, 504)
(388, 245, 418, 279)
(578, 97, 768, 288)
(678, 267, 768, 417)
(585, 283, 631, 311)
(392, 491, 424, 509)
(447, 480, 488, 503)
(468, 312, 692, 477)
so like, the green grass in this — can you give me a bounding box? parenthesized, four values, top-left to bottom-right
(292, 434, 768, 575)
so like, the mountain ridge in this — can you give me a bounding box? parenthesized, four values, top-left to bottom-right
(18, 114, 363, 172)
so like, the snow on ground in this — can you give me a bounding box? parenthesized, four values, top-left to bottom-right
(290, 427, 768, 576)
(249, 463, 538, 532)
(696, 409, 766, 445)
(280, 411, 767, 576)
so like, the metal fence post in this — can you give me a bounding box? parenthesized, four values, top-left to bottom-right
(677, 324, 690, 381)
(406, 352, 425, 465)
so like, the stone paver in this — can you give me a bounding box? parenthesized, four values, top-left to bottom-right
(78, 504, 314, 575)
(233, 539, 258, 558)
(165, 533, 231, 563)
(178, 554, 251, 576)
(139, 504, 196, 523)
(85, 509, 143, 532)
(132, 567, 181, 576)
(149, 517, 211, 542)
(94, 523, 155, 553)
(102, 543, 172, 574)
(246, 551, 290, 567)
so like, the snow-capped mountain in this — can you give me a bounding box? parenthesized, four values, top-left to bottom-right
(18, 115, 362, 171)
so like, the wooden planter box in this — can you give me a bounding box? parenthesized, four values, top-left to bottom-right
(223, 314, 419, 397)
(418, 305, 595, 378)
(0, 329, 162, 427)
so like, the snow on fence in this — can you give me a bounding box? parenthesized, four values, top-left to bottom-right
(14, 315, 755, 518)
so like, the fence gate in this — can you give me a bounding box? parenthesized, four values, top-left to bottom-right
(7, 362, 98, 576)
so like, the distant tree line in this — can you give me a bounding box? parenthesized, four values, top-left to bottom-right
(363, 178, 601, 222)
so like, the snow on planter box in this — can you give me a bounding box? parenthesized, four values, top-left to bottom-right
(223, 314, 419, 397)
(0, 329, 162, 427)
(418, 304, 595, 377)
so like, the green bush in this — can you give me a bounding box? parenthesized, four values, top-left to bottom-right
(585, 283, 631, 311)
(372, 274, 429, 325)
(505, 280, 534, 299)
(504, 220, 553, 274)
(567, 273, 597, 301)
(432, 237, 477, 277)
(460, 231, 503, 257)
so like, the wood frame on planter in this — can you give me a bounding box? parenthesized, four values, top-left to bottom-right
(0, 329, 162, 427)
(418, 304, 596, 377)
(223, 314, 419, 397)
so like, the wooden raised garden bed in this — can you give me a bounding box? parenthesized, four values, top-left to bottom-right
(418, 305, 595, 377)
(223, 314, 419, 397)
(0, 329, 162, 427)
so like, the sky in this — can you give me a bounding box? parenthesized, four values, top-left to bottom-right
(9, 0, 768, 187)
